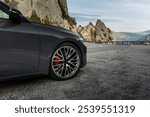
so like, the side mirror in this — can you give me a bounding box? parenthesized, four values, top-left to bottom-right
(9, 9, 22, 24)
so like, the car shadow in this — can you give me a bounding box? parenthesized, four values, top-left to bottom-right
(0, 75, 50, 88)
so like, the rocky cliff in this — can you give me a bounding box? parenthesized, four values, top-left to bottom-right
(78, 20, 113, 43)
(3, 0, 77, 31)
(3, 0, 113, 43)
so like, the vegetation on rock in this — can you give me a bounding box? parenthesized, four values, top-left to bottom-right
(30, 10, 41, 23)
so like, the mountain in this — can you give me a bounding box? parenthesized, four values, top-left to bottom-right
(113, 32, 144, 41)
(138, 30, 150, 35)
(113, 30, 150, 41)
(138, 34, 150, 41)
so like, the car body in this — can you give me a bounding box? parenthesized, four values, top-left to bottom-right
(0, 1, 87, 80)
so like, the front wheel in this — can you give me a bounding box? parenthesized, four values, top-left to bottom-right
(49, 43, 81, 80)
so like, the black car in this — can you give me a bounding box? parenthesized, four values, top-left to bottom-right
(0, 1, 87, 80)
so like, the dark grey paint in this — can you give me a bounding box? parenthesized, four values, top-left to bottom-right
(0, 1, 87, 79)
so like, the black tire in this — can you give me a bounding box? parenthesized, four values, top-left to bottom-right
(49, 43, 81, 80)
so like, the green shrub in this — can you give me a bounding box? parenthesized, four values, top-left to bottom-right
(30, 10, 41, 23)
(42, 16, 51, 25)
(5, 0, 10, 4)
(58, 0, 76, 27)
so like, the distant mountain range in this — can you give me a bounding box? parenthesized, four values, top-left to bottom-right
(113, 30, 150, 41)
(138, 34, 150, 41)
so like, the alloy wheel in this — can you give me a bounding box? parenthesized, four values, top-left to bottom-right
(51, 46, 80, 79)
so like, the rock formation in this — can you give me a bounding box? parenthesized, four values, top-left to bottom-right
(78, 22, 96, 42)
(3, 0, 77, 31)
(78, 20, 113, 43)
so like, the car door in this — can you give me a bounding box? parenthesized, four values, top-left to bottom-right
(0, 7, 40, 77)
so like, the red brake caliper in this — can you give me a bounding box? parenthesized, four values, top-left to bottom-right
(53, 54, 62, 65)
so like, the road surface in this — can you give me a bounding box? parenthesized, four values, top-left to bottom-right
(0, 43, 150, 100)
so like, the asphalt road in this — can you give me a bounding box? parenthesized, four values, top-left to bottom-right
(0, 43, 150, 100)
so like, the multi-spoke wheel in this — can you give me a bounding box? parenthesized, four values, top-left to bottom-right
(49, 43, 81, 80)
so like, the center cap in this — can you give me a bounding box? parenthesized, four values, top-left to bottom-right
(64, 59, 68, 63)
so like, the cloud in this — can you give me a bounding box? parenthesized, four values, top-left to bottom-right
(68, 0, 150, 32)
(70, 12, 126, 24)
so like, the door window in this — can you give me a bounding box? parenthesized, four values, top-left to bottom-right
(0, 9, 9, 19)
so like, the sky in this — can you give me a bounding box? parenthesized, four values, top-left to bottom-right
(67, 0, 150, 32)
